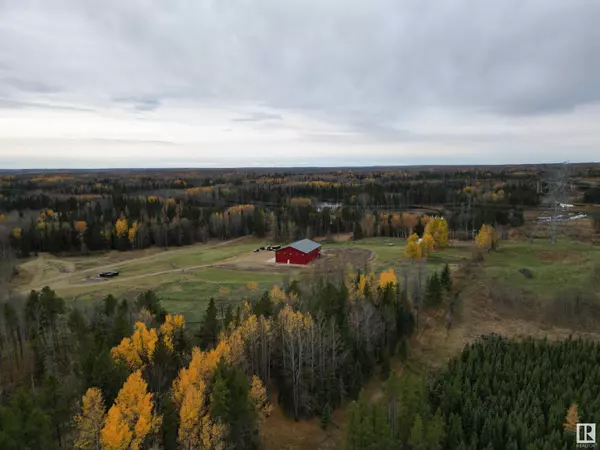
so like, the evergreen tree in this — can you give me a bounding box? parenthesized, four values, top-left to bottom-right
(425, 272, 443, 306)
(409, 413, 427, 450)
(0, 389, 52, 450)
(210, 359, 258, 450)
(441, 263, 452, 292)
(196, 298, 220, 350)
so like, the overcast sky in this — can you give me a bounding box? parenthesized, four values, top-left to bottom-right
(1, 0, 599, 168)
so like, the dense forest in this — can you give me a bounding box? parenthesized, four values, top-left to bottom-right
(0, 258, 432, 448)
(0, 166, 547, 256)
(345, 337, 600, 449)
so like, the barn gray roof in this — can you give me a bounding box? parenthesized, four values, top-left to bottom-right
(282, 238, 321, 254)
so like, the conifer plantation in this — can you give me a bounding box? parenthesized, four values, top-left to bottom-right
(345, 338, 600, 449)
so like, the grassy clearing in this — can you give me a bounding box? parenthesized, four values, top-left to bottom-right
(481, 240, 600, 297)
(65, 268, 283, 322)
(326, 237, 471, 272)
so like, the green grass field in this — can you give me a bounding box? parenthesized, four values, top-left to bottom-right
(15, 235, 600, 324)
(481, 240, 600, 297)
(325, 237, 472, 271)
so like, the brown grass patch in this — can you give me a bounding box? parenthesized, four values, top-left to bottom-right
(261, 388, 344, 450)
(535, 250, 580, 263)
(313, 233, 353, 243)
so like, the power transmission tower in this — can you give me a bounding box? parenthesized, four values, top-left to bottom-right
(543, 162, 572, 245)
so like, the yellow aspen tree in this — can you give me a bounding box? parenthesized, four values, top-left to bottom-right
(178, 382, 206, 449)
(101, 370, 162, 450)
(270, 284, 286, 304)
(111, 322, 158, 370)
(421, 232, 435, 257)
(160, 314, 186, 352)
(405, 233, 420, 260)
(115, 217, 129, 238)
(100, 405, 132, 450)
(424, 218, 437, 237)
(74, 387, 106, 450)
(564, 402, 579, 433)
(358, 272, 375, 295)
(378, 268, 397, 288)
(11, 227, 21, 239)
(0, 213, 5, 224)
(476, 224, 498, 251)
(200, 415, 227, 450)
(436, 218, 449, 248)
(249, 375, 273, 422)
(128, 222, 140, 244)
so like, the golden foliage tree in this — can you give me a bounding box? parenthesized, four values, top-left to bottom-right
(111, 322, 158, 370)
(200, 416, 227, 450)
(160, 314, 186, 352)
(74, 387, 106, 450)
(404, 233, 421, 260)
(425, 217, 449, 248)
(269, 284, 286, 304)
(564, 402, 579, 433)
(357, 272, 375, 296)
(0, 213, 5, 224)
(178, 381, 207, 449)
(74, 221, 87, 236)
(476, 224, 498, 251)
(11, 227, 21, 239)
(421, 232, 435, 257)
(115, 217, 129, 238)
(172, 342, 237, 449)
(100, 370, 162, 450)
(378, 268, 397, 288)
(249, 375, 273, 422)
(128, 222, 140, 243)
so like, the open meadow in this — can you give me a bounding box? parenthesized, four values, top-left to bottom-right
(11, 238, 303, 322)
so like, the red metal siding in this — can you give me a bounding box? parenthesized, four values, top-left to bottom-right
(275, 246, 320, 265)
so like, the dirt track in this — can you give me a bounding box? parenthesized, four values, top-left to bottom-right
(15, 237, 254, 293)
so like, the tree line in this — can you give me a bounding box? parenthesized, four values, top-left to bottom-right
(1, 169, 537, 256)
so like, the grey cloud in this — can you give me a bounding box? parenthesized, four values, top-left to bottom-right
(232, 112, 283, 122)
(2, 0, 599, 117)
(0, 0, 599, 161)
(113, 96, 162, 111)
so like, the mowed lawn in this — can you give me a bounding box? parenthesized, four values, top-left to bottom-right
(67, 268, 282, 323)
(325, 237, 472, 271)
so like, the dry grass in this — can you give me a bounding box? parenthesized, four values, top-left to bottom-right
(261, 387, 345, 450)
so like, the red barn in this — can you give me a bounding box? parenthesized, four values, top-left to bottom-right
(275, 239, 321, 265)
